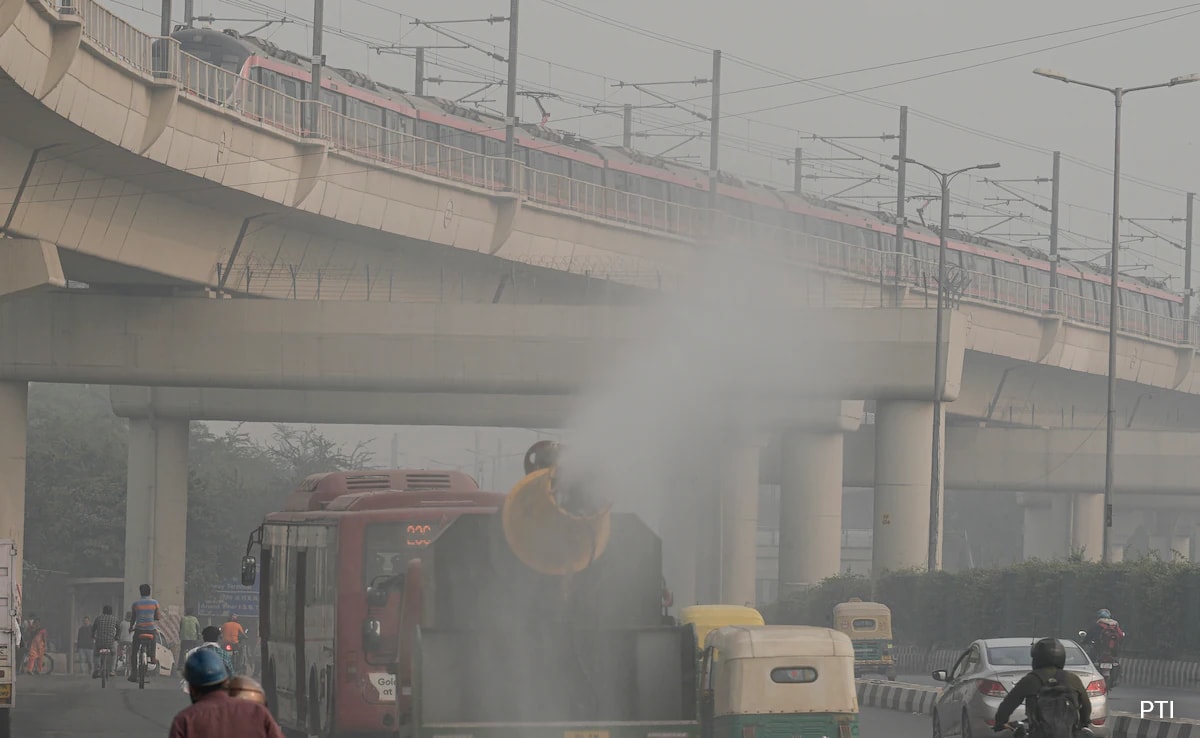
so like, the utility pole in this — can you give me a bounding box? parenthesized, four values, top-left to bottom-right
(183, 0, 193, 27)
(308, 0, 325, 135)
(160, 0, 172, 35)
(504, 0, 519, 185)
(1049, 151, 1061, 313)
(1187, 192, 1195, 322)
(623, 104, 633, 149)
(390, 433, 399, 468)
(793, 147, 803, 194)
(708, 49, 721, 213)
(415, 47, 425, 96)
(893, 106, 908, 290)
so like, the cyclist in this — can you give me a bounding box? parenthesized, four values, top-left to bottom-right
(127, 583, 162, 682)
(90, 605, 121, 678)
(220, 613, 246, 672)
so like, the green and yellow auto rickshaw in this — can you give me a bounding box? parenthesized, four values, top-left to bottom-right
(833, 599, 896, 680)
(700, 625, 859, 738)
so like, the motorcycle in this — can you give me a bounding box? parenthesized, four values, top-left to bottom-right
(1078, 630, 1120, 690)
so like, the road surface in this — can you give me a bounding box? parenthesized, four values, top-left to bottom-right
(11, 673, 183, 736)
(12, 675, 1187, 738)
(901, 673, 1200, 720)
(10, 675, 932, 738)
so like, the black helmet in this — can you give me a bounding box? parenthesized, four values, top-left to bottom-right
(1031, 637, 1065, 669)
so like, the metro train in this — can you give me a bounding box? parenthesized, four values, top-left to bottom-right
(169, 26, 1187, 328)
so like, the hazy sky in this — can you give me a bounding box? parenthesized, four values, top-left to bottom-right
(104, 0, 1200, 289)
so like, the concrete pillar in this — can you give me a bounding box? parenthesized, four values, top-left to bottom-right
(1020, 492, 1070, 560)
(872, 400, 940, 572)
(1071, 492, 1104, 561)
(779, 431, 843, 596)
(0, 383, 27, 600)
(717, 443, 760, 606)
(123, 418, 189, 617)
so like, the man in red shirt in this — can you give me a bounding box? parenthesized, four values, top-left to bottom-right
(170, 648, 283, 738)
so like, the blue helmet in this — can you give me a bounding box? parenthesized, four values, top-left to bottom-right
(1097, 609, 1111, 619)
(184, 647, 229, 688)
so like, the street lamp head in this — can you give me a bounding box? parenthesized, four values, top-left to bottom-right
(1170, 73, 1200, 85)
(1033, 67, 1069, 83)
(975, 163, 1001, 170)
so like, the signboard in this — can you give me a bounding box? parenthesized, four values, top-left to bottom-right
(368, 672, 395, 702)
(198, 578, 259, 618)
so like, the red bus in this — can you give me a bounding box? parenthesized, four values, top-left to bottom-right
(240, 468, 505, 738)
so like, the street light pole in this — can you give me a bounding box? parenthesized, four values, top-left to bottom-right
(893, 155, 999, 572)
(1033, 67, 1200, 562)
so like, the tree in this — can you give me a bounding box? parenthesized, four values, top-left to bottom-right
(22, 384, 379, 608)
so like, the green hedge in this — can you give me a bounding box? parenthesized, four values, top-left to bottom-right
(767, 558, 1200, 659)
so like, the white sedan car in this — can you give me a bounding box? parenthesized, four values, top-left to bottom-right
(930, 637, 1109, 738)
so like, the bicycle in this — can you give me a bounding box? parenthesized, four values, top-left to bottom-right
(133, 633, 155, 689)
(26, 654, 53, 675)
(96, 647, 113, 689)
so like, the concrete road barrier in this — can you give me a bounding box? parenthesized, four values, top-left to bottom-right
(857, 679, 1200, 738)
(855, 679, 938, 715)
(1110, 713, 1200, 737)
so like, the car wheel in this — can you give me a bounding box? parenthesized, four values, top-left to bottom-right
(962, 709, 974, 738)
(932, 710, 942, 738)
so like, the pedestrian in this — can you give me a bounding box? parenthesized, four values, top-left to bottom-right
(169, 649, 284, 738)
(179, 607, 201, 658)
(75, 616, 94, 675)
(24, 618, 47, 674)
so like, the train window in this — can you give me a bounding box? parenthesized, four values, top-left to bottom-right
(483, 137, 505, 157)
(960, 253, 987, 274)
(1090, 281, 1109, 303)
(641, 177, 666, 201)
(277, 74, 302, 101)
(610, 170, 629, 192)
(1120, 290, 1146, 311)
(1026, 267, 1050, 287)
(838, 224, 869, 248)
(1147, 296, 1171, 317)
(996, 260, 1023, 284)
(542, 154, 569, 176)
(319, 89, 345, 115)
(573, 162, 602, 185)
(383, 110, 409, 134)
(1168, 300, 1182, 318)
(417, 121, 439, 141)
(347, 98, 384, 127)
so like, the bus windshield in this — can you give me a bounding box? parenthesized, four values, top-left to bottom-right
(362, 522, 441, 587)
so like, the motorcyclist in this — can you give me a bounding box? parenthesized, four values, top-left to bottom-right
(181, 626, 234, 681)
(1084, 609, 1124, 662)
(993, 638, 1090, 736)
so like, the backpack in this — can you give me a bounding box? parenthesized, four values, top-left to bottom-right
(1029, 671, 1079, 738)
(1097, 620, 1121, 651)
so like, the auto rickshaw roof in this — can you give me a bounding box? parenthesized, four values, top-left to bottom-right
(680, 605, 764, 624)
(833, 600, 892, 616)
(706, 625, 854, 659)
